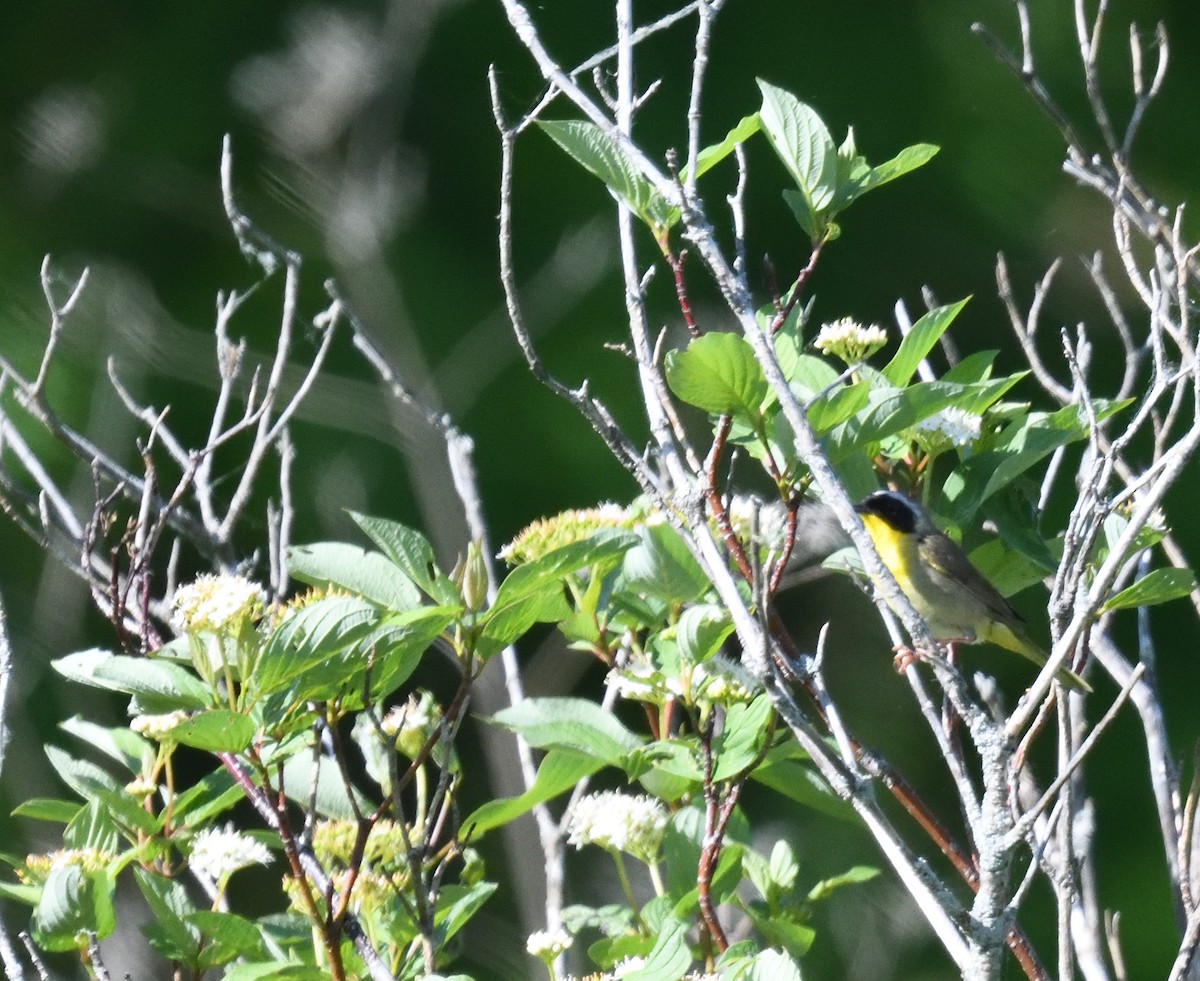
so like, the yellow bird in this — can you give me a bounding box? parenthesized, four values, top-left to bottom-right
(854, 490, 1091, 693)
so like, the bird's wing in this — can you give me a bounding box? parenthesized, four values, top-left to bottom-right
(919, 533, 1026, 626)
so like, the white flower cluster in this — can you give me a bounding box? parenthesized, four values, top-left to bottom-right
(380, 691, 438, 758)
(913, 407, 982, 449)
(189, 825, 272, 882)
(526, 927, 573, 959)
(380, 692, 432, 736)
(171, 573, 265, 634)
(692, 656, 757, 704)
(567, 791, 667, 864)
(125, 776, 157, 798)
(813, 317, 888, 363)
(130, 710, 189, 741)
(605, 661, 683, 704)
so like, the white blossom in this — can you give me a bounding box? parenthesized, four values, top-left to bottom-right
(567, 791, 667, 863)
(692, 656, 757, 704)
(380, 691, 438, 758)
(190, 825, 272, 882)
(913, 406, 982, 448)
(605, 661, 684, 704)
(125, 776, 157, 798)
(813, 318, 888, 363)
(171, 573, 264, 634)
(526, 927, 573, 959)
(613, 956, 648, 978)
(130, 710, 188, 742)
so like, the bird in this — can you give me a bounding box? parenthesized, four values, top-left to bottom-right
(853, 489, 1091, 692)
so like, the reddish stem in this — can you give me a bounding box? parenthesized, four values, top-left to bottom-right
(669, 249, 701, 339)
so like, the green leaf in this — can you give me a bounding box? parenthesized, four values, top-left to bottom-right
(187, 910, 266, 967)
(942, 349, 998, 384)
(663, 804, 750, 906)
(806, 864, 880, 902)
(135, 867, 200, 963)
(684, 113, 762, 182)
(539, 119, 677, 236)
(744, 930, 811, 969)
(785, 352, 841, 397)
(622, 523, 710, 605)
(827, 381, 971, 460)
(638, 745, 701, 802)
(484, 530, 637, 649)
(677, 605, 733, 663)
(941, 400, 1131, 521)
(60, 717, 152, 775)
(781, 188, 820, 241)
(639, 737, 702, 786)
(251, 595, 378, 697)
(53, 650, 210, 711)
(433, 881, 498, 945)
(288, 542, 424, 611)
(493, 530, 637, 606)
(171, 710, 256, 753)
(65, 789, 151, 843)
(31, 864, 115, 952)
(968, 538, 1050, 598)
(0, 881, 41, 907)
(741, 945, 807, 978)
(831, 142, 940, 214)
(45, 745, 121, 801)
(806, 380, 870, 433)
(464, 750, 604, 836)
(665, 331, 769, 419)
(881, 298, 969, 386)
(348, 512, 461, 606)
(357, 606, 456, 700)
(11, 798, 81, 824)
(753, 744, 853, 820)
(768, 839, 800, 893)
(480, 589, 571, 656)
(590, 931, 655, 971)
(757, 80, 837, 210)
(488, 697, 644, 763)
(712, 694, 773, 781)
(864, 142, 940, 188)
(978, 490, 1059, 573)
(1103, 567, 1197, 612)
(623, 917, 692, 981)
(280, 605, 454, 704)
(173, 769, 242, 828)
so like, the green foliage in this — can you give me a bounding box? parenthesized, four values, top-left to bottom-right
(7, 518, 518, 975)
(539, 79, 937, 253)
(757, 79, 938, 244)
(538, 119, 680, 248)
(7, 69, 1192, 981)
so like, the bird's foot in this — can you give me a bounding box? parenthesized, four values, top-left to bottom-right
(892, 645, 930, 675)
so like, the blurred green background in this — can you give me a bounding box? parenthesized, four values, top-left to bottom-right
(1, 0, 1197, 977)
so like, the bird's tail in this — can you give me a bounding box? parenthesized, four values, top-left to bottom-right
(988, 622, 1092, 693)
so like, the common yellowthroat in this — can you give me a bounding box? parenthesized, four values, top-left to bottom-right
(854, 490, 1091, 693)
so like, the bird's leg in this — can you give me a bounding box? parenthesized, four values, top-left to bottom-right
(891, 643, 939, 674)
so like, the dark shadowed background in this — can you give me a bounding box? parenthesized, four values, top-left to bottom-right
(0, 1, 1197, 977)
